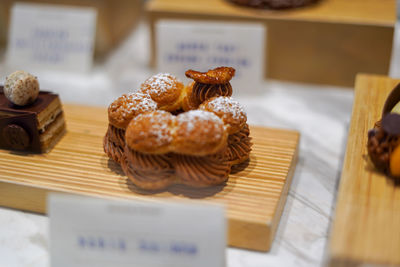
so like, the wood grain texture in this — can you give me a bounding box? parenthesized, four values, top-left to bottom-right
(329, 74, 400, 266)
(0, 104, 299, 252)
(146, 0, 395, 87)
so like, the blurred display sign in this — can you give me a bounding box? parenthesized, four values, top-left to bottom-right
(156, 20, 266, 95)
(6, 3, 96, 73)
(49, 193, 226, 267)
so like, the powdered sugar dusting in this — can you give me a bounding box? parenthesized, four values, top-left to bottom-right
(177, 110, 223, 133)
(110, 92, 157, 120)
(135, 111, 173, 146)
(141, 73, 181, 96)
(206, 96, 246, 121)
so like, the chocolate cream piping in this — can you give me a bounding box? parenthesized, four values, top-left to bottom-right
(174, 153, 231, 186)
(103, 132, 124, 164)
(108, 124, 125, 147)
(225, 136, 252, 164)
(121, 154, 175, 189)
(224, 124, 252, 163)
(125, 146, 174, 172)
(191, 82, 232, 108)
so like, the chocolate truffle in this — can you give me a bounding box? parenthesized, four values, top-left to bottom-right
(4, 70, 39, 106)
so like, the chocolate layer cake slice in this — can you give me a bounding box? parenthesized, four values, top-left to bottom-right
(0, 86, 66, 153)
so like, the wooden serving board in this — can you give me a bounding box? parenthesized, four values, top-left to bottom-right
(0, 104, 299, 252)
(329, 74, 400, 266)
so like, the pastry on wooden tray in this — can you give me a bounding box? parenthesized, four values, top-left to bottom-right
(229, 0, 319, 9)
(104, 66, 252, 190)
(0, 71, 66, 153)
(367, 83, 400, 179)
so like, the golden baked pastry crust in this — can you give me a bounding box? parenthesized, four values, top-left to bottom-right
(108, 92, 157, 129)
(200, 96, 247, 134)
(140, 73, 184, 112)
(125, 110, 228, 156)
(173, 110, 228, 156)
(125, 110, 175, 154)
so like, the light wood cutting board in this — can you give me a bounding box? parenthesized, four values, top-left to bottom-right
(0, 104, 300, 252)
(329, 74, 400, 266)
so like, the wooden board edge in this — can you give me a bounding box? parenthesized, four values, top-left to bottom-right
(228, 218, 271, 252)
(228, 132, 299, 252)
(328, 74, 400, 265)
(327, 73, 369, 264)
(0, 178, 275, 251)
(270, 132, 300, 241)
(0, 180, 48, 214)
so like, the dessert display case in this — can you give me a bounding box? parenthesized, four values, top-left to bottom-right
(0, 0, 399, 265)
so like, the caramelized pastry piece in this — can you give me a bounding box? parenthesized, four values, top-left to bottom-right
(184, 67, 235, 109)
(140, 73, 184, 112)
(200, 96, 247, 134)
(185, 67, 235, 84)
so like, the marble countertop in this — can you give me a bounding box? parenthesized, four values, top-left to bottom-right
(0, 21, 399, 267)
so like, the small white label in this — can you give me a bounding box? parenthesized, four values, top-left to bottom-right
(156, 19, 266, 95)
(49, 194, 226, 267)
(6, 3, 97, 72)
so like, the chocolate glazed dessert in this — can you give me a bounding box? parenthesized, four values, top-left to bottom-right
(0, 88, 66, 153)
(367, 83, 400, 178)
(0, 71, 66, 153)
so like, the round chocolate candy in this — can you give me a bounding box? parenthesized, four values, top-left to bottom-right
(2, 124, 31, 150)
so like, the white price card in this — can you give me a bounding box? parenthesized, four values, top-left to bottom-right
(49, 194, 226, 267)
(6, 3, 97, 73)
(156, 19, 266, 95)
